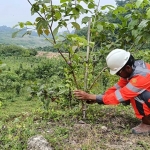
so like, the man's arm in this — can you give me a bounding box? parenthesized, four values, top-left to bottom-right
(73, 90, 96, 101)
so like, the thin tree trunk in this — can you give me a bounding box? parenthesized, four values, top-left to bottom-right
(82, 18, 91, 119)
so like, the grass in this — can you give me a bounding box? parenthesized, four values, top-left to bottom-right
(0, 55, 150, 150)
(1, 99, 150, 150)
(0, 97, 41, 121)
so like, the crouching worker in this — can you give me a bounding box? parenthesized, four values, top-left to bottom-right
(73, 49, 150, 134)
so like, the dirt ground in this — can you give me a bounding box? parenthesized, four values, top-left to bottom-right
(36, 51, 67, 59)
(39, 105, 150, 150)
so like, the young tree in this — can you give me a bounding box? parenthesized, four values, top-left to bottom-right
(13, 0, 150, 117)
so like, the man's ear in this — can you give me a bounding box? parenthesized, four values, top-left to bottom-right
(126, 65, 132, 71)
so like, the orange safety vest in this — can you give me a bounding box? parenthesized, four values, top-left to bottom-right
(96, 60, 150, 119)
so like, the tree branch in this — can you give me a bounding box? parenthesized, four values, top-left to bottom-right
(27, 0, 79, 88)
(88, 67, 107, 91)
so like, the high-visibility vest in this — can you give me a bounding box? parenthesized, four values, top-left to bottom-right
(96, 60, 150, 119)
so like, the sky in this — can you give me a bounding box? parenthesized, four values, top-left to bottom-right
(0, 0, 116, 29)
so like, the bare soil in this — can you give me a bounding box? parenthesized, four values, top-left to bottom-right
(39, 106, 150, 150)
(36, 51, 67, 59)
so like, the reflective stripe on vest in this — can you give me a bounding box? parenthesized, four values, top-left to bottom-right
(126, 82, 145, 94)
(115, 90, 125, 102)
(135, 97, 145, 104)
(115, 82, 145, 103)
(114, 83, 121, 89)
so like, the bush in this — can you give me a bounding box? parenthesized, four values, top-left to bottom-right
(0, 44, 37, 57)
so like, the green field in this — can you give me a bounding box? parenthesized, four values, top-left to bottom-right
(0, 54, 150, 150)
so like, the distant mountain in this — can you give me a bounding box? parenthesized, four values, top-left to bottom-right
(0, 26, 51, 48)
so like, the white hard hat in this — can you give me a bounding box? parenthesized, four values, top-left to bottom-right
(106, 49, 130, 75)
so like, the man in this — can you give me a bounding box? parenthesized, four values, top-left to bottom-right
(74, 49, 150, 134)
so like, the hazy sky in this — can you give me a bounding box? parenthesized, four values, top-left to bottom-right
(0, 0, 116, 28)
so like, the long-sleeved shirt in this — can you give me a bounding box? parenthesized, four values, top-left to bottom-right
(96, 60, 150, 119)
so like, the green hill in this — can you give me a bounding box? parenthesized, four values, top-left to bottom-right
(0, 26, 51, 48)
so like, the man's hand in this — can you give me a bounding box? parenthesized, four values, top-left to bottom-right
(73, 90, 90, 100)
(73, 90, 97, 103)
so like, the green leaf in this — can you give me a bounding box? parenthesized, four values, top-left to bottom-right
(68, 48, 74, 54)
(53, 26, 59, 36)
(73, 53, 79, 62)
(37, 29, 43, 36)
(40, 7, 45, 14)
(45, 38, 54, 44)
(71, 22, 80, 30)
(43, 0, 50, 3)
(36, 20, 43, 31)
(82, 17, 91, 24)
(113, 6, 126, 15)
(125, 37, 130, 42)
(60, 0, 68, 3)
(89, 42, 95, 47)
(36, 17, 42, 22)
(136, 0, 144, 8)
(138, 20, 149, 28)
(25, 21, 33, 25)
(35, 17, 42, 22)
(88, 2, 95, 9)
(132, 29, 139, 37)
(146, 8, 150, 19)
(31, 4, 40, 15)
(0, 64, 6, 68)
(101, 5, 114, 10)
(12, 24, 19, 28)
(106, 44, 112, 49)
(97, 24, 103, 32)
(61, 3, 67, 7)
(125, 14, 132, 19)
(61, 21, 67, 27)
(112, 23, 118, 28)
(22, 32, 27, 37)
(12, 29, 23, 38)
(135, 35, 142, 44)
(44, 29, 50, 36)
(128, 19, 139, 30)
(72, 46, 78, 51)
(19, 22, 24, 28)
(55, 11, 61, 20)
(22, 31, 32, 37)
(72, 8, 79, 17)
(125, 3, 134, 9)
(37, 1, 45, 5)
(0, 60, 3, 65)
(42, 20, 48, 28)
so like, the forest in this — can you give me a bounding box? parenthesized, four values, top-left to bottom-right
(0, 0, 150, 149)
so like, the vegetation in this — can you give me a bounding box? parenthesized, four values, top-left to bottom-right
(1, 0, 150, 149)
(0, 26, 51, 48)
(0, 44, 37, 57)
(0, 41, 150, 150)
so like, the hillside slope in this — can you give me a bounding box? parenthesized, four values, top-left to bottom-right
(0, 26, 51, 48)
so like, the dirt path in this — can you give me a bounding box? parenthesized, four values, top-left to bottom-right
(36, 51, 67, 59)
